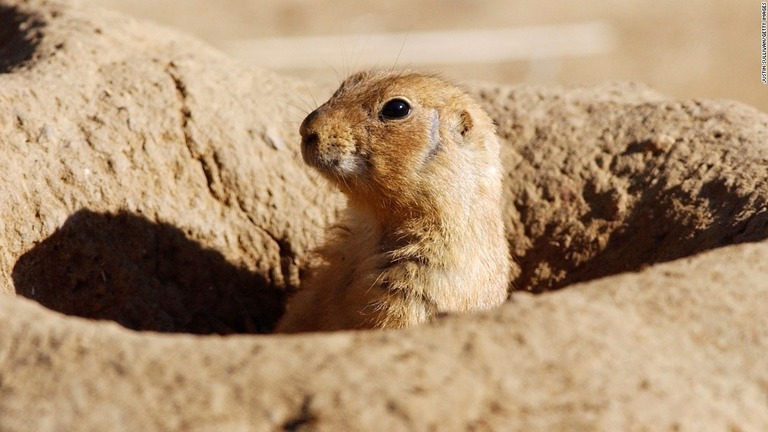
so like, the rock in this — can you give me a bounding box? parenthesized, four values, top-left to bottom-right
(0, 0, 767, 430)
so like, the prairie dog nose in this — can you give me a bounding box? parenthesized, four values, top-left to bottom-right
(299, 108, 320, 139)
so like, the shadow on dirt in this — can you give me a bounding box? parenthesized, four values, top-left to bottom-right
(12, 209, 285, 334)
(0, 5, 45, 73)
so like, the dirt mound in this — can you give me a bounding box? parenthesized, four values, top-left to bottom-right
(485, 83, 768, 292)
(0, 0, 767, 430)
(0, 0, 341, 334)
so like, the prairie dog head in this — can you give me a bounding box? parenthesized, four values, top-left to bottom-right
(300, 70, 502, 215)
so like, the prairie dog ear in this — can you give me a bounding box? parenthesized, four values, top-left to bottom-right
(457, 110, 473, 137)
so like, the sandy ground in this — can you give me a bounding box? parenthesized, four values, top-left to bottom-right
(84, 0, 767, 113)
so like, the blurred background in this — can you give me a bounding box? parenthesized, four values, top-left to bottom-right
(86, 0, 765, 113)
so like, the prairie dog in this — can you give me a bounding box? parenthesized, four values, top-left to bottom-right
(277, 70, 510, 332)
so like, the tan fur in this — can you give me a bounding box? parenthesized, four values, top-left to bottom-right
(276, 70, 511, 332)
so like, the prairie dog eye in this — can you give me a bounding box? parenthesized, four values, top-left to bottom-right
(379, 98, 412, 120)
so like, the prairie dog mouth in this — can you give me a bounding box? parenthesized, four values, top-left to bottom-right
(301, 136, 366, 179)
